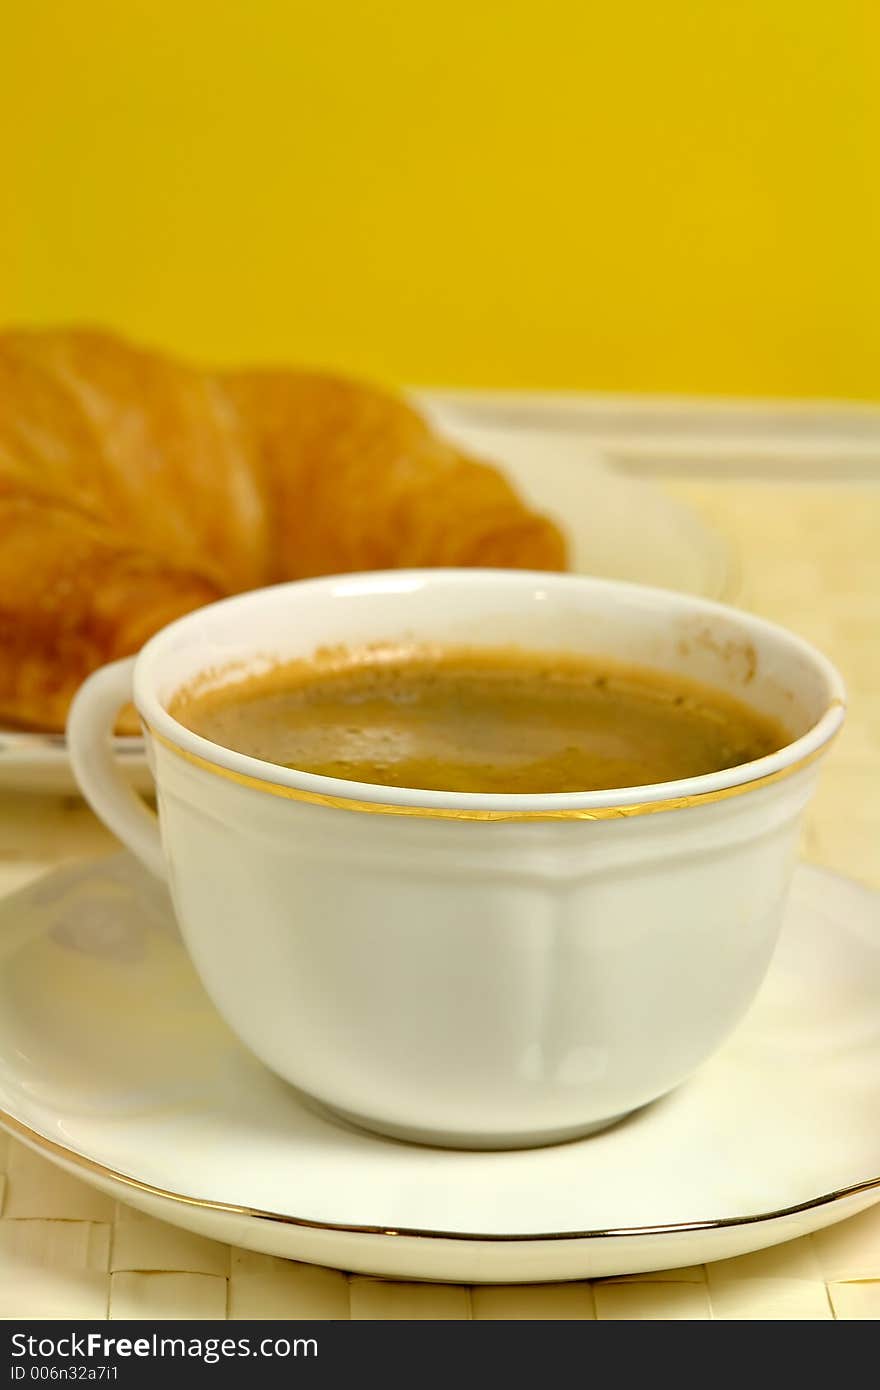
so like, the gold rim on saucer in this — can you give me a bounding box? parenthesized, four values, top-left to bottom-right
(0, 1105, 875, 1244)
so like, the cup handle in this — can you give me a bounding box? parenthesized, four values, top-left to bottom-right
(67, 657, 166, 879)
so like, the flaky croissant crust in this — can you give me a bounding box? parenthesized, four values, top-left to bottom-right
(0, 328, 566, 731)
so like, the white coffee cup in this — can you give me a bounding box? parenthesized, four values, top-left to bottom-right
(68, 569, 845, 1150)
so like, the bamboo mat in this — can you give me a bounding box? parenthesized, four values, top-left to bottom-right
(0, 475, 877, 1320)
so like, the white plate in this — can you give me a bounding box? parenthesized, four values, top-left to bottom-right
(0, 431, 733, 795)
(0, 856, 876, 1283)
(0, 730, 154, 797)
(431, 421, 735, 598)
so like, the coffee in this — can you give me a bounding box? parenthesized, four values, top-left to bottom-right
(170, 644, 787, 795)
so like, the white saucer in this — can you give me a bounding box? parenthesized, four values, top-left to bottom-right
(0, 431, 733, 795)
(0, 855, 876, 1284)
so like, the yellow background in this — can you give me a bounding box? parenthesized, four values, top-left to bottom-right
(1, 2, 877, 397)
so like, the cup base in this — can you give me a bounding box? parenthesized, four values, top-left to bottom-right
(320, 1100, 633, 1151)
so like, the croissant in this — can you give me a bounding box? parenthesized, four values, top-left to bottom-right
(0, 328, 565, 732)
